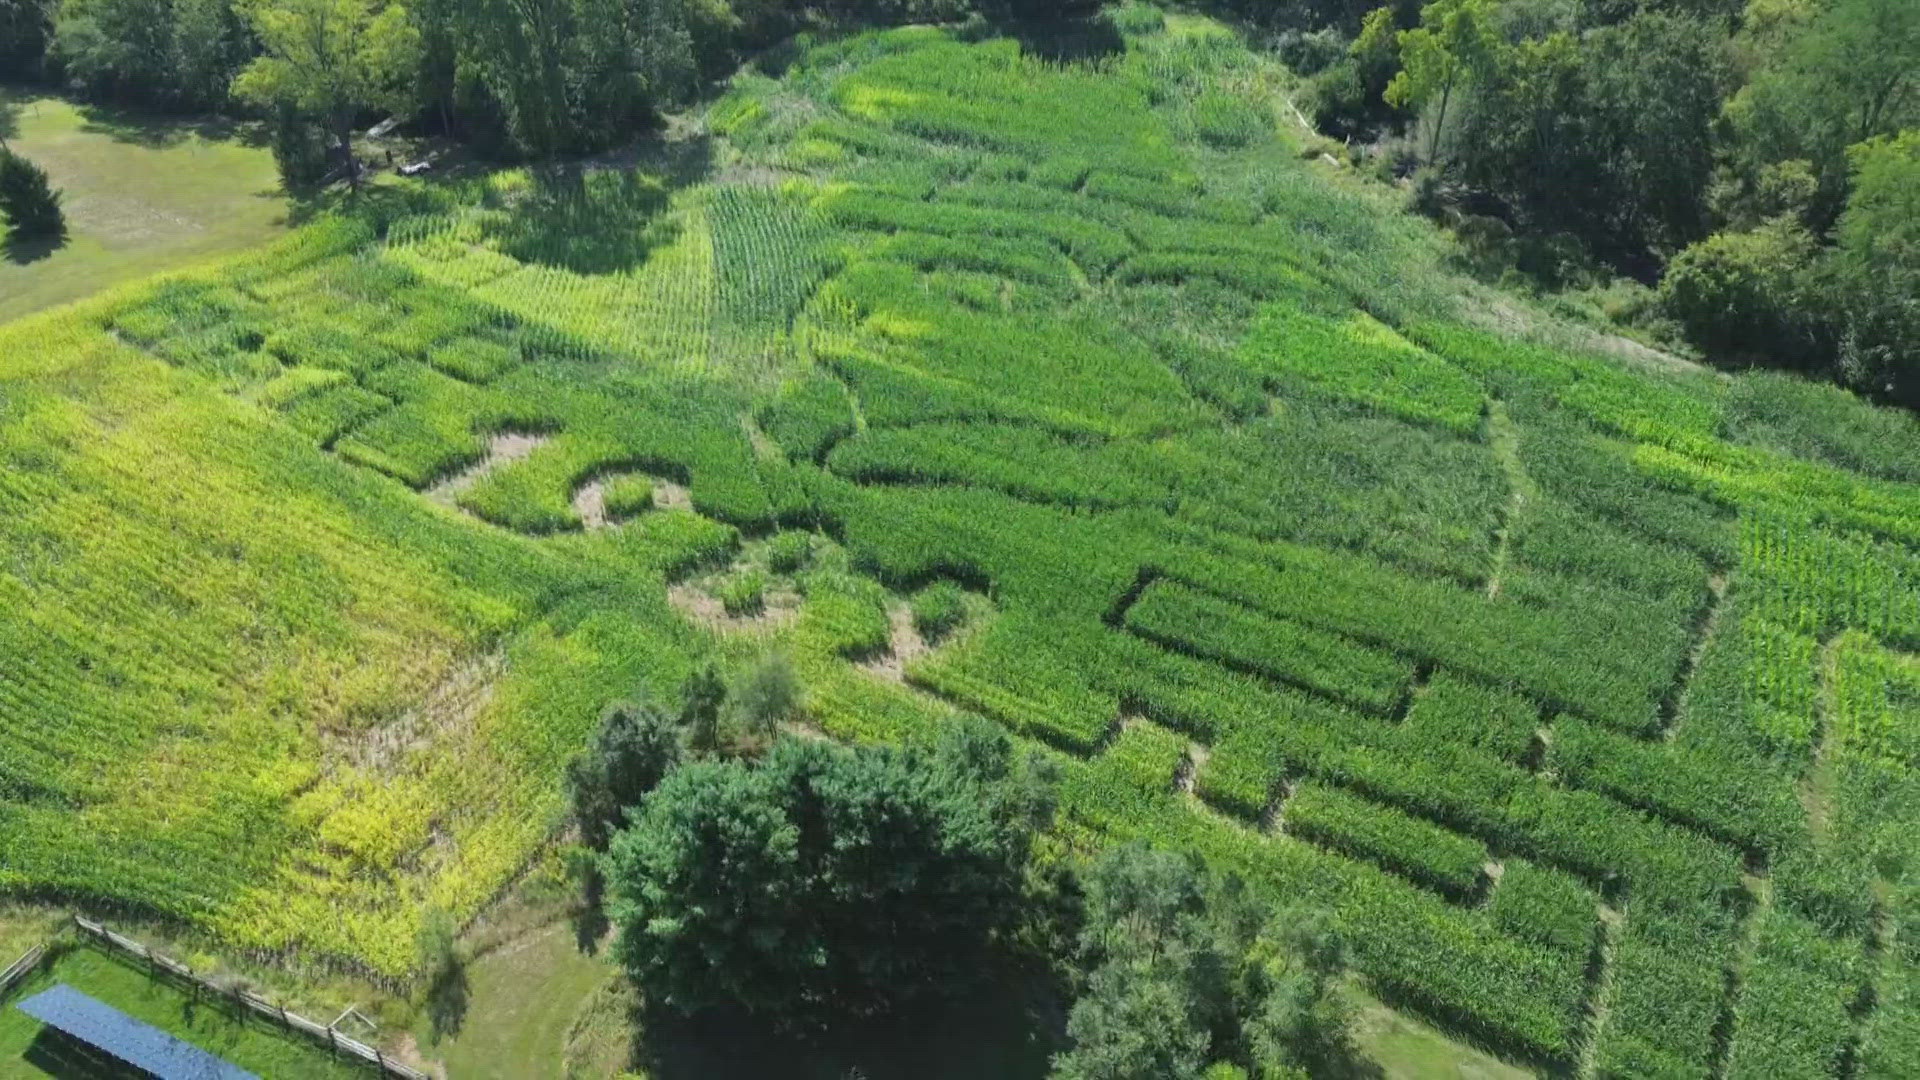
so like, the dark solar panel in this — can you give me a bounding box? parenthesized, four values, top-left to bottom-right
(15, 983, 261, 1080)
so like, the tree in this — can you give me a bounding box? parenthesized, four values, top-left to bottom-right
(1725, 0, 1920, 230)
(415, 906, 470, 1041)
(456, 0, 695, 159)
(1385, 0, 1502, 162)
(1450, 10, 1727, 264)
(1052, 956, 1214, 1080)
(603, 723, 1054, 1031)
(566, 696, 683, 855)
(1052, 846, 1352, 1080)
(53, 0, 250, 110)
(677, 661, 725, 757)
(231, 0, 421, 190)
(0, 0, 53, 74)
(1825, 130, 1920, 403)
(726, 651, 802, 748)
(0, 149, 64, 243)
(1244, 906, 1351, 1075)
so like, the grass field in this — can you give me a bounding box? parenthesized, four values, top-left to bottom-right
(0, 943, 370, 1078)
(3, 11, 1919, 1079)
(0, 93, 287, 321)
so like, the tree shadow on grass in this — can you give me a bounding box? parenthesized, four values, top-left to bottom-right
(5, 227, 67, 265)
(634, 959, 1069, 1080)
(73, 102, 264, 150)
(482, 164, 677, 275)
(425, 960, 471, 1044)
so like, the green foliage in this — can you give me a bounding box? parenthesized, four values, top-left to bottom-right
(766, 530, 812, 573)
(1660, 217, 1820, 363)
(604, 723, 1053, 1029)
(912, 580, 968, 642)
(1385, 0, 1502, 161)
(1827, 131, 1920, 404)
(726, 650, 802, 744)
(566, 698, 683, 855)
(1055, 843, 1353, 1080)
(715, 568, 768, 615)
(232, 0, 421, 175)
(1282, 782, 1488, 898)
(0, 148, 64, 240)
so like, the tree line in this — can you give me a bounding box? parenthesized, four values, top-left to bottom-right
(557, 654, 1355, 1078)
(0, 0, 1091, 174)
(1285, 0, 1916, 406)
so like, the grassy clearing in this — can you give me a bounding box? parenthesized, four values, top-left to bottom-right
(430, 921, 617, 1080)
(0, 943, 369, 1078)
(0, 94, 287, 321)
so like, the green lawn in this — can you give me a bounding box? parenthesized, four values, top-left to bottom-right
(0, 944, 370, 1078)
(429, 920, 618, 1080)
(1352, 991, 1536, 1080)
(0, 93, 288, 321)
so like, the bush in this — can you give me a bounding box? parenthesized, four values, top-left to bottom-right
(716, 570, 768, 616)
(601, 474, 655, 519)
(0, 149, 64, 241)
(766, 530, 812, 573)
(269, 106, 333, 190)
(911, 581, 969, 642)
(1660, 219, 1821, 365)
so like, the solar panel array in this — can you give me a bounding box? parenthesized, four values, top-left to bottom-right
(15, 983, 260, 1080)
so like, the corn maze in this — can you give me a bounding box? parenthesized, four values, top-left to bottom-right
(2, 15, 1918, 1077)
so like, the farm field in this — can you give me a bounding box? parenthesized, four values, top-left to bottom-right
(3, 11, 1920, 1079)
(0, 93, 288, 321)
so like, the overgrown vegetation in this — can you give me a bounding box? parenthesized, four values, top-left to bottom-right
(2, 11, 1917, 1079)
(1291, 0, 1917, 405)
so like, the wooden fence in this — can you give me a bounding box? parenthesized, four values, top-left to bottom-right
(70, 916, 427, 1080)
(0, 943, 46, 997)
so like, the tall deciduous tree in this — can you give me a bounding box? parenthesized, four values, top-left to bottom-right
(1826, 131, 1920, 403)
(231, 0, 421, 189)
(1385, 0, 1501, 162)
(1726, 0, 1920, 230)
(603, 720, 1054, 1031)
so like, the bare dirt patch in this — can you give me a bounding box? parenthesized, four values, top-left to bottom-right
(653, 479, 693, 511)
(668, 582, 802, 633)
(860, 602, 930, 684)
(572, 479, 608, 530)
(425, 431, 550, 505)
(1177, 741, 1210, 795)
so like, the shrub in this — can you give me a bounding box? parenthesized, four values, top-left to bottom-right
(1660, 219, 1821, 364)
(716, 570, 768, 616)
(728, 652, 803, 744)
(601, 474, 655, 520)
(766, 530, 812, 573)
(912, 580, 968, 641)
